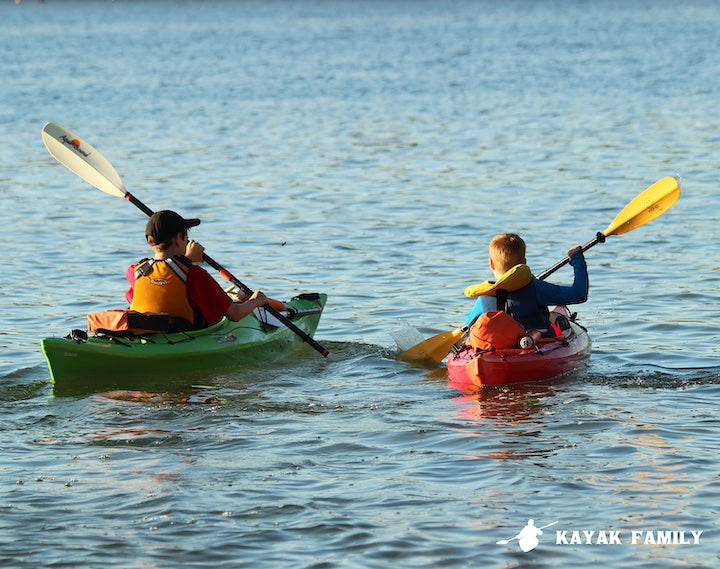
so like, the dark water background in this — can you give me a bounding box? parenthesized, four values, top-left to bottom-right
(1, 1, 718, 567)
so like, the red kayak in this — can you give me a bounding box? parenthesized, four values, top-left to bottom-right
(446, 314, 591, 390)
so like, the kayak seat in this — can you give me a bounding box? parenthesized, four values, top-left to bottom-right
(87, 309, 194, 335)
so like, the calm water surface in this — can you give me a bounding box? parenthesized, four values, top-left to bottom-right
(1, 1, 718, 567)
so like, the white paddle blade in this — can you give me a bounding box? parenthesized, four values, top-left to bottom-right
(42, 122, 127, 198)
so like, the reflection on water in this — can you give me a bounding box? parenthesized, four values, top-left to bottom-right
(454, 383, 557, 424)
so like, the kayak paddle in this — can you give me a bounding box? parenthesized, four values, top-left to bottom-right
(41, 121, 329, 358)
(537, 176, 680, 280)
(399, 176, 681, 363)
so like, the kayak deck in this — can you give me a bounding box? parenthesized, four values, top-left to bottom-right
(446, 320, 591, 390)
(42, 293, 327, 395)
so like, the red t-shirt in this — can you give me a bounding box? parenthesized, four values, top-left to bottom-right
(126, 261, 232, 326)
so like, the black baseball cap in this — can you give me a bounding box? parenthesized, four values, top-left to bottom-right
(145, 210, 201, 245)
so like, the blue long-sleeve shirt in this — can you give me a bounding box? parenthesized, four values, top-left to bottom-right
(465, 250, 588, 328)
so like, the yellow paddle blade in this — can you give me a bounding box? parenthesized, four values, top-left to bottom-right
(398, 327, 465, 363)
(604, 176, 680, 236)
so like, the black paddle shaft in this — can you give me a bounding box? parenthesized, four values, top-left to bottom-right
(536, 232, 606, 281)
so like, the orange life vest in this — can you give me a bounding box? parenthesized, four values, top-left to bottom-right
(129, 257, 195, 323)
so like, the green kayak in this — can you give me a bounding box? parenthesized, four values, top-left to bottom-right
(42, 293, 327, 396)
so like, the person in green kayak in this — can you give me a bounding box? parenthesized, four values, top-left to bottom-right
(125, 210, 270, 330)
(464, 233, 588, 335)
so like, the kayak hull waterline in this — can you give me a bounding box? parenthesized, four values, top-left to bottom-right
(42, 293, 327, 395)
(446, 320, 591, 390)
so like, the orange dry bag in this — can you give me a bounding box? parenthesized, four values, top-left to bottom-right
(468, 310, 525, 351)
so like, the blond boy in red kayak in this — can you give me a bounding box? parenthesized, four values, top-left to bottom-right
(465, 233, 588, 335)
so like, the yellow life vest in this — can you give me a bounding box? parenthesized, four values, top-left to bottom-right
(463, 264, 533, 297)
(129, 257, 195, 323)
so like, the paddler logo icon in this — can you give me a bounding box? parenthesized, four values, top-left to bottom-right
(496, 519, 558, 552)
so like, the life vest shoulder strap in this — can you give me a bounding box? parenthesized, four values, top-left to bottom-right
(464, 264, 533, 297)
(164, 257, 190, 283)
(134, 258, 153, 278)
(134, 257, 190, 282)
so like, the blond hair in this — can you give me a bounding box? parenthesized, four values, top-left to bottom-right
(489, 233, 526, 274)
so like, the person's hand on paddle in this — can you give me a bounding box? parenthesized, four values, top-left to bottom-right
(225, 290, 268, 322)
(568, 245, 582, 259)
(247, 290, 267, 306)
(185, 239, 205, 263)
